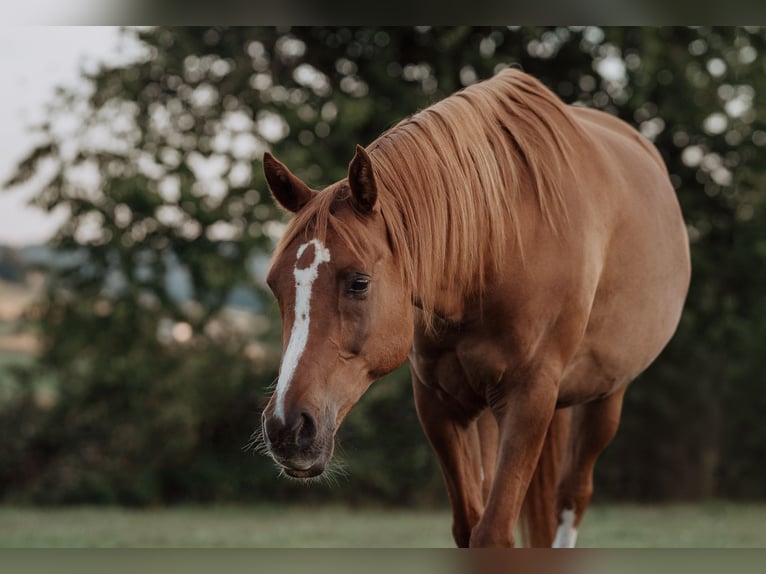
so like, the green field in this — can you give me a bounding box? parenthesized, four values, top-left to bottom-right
(1, 503, 764, 547)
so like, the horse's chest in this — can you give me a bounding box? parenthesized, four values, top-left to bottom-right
(409, 335, 506, 413)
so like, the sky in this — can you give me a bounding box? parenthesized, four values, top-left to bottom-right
(0, 26, 143, 246)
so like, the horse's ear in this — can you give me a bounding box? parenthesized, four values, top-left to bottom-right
(263, 152, 315, 213)
(348, 145, 377, 214)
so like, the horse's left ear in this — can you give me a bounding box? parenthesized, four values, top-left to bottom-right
(263, 152, 316, 213)
(348, 145, 378, 214)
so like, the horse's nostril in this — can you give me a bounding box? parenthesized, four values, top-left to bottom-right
(295, 411, 317, 448)
(264, 410, 317, 451)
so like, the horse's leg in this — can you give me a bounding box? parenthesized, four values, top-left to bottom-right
(412, 372, 484, 547)
(476, 408, 498, 503)
(553, 389, 626, 548)
(469, 370, 558, 547)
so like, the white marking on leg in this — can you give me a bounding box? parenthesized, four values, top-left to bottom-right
(552, 508, 578, 548)
(274, 239, 331, 422)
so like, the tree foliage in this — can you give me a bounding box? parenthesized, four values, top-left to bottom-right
(2, 27, 766, 505)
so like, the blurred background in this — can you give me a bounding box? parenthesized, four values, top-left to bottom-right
(0, 26, 765, 546)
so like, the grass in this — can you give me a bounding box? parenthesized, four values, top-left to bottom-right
(0, 505, 450, 548)
(0, 503, 764, 548)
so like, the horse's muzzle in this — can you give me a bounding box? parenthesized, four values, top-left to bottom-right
(262, 409, 331, 478)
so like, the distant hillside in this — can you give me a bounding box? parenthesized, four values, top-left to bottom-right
(0, 244, 265, 312)
(0, 246, 25, 283)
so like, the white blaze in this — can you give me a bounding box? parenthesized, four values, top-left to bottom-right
(274, 239, 332, 422)
(552, 508, 578, 548)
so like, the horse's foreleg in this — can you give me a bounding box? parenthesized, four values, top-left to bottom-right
(476, 408, 498, 503)
(469, 372, 559, 547)
(553, 389, 626, 548)
(412, 373, 484, 548)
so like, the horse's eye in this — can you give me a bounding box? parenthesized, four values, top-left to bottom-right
(347, 275, 371, 297)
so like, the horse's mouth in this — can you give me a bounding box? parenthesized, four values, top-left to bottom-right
(281, 462, 325, 479)
(284, 466, 322, 479)
(270, 453, 326, 479)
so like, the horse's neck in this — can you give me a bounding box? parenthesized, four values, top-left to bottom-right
(412, 286, 467, 325)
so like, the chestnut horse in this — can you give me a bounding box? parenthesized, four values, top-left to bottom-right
(259, 69, 690, 547)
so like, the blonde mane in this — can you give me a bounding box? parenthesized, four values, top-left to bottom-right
(272, 69, 588, 324)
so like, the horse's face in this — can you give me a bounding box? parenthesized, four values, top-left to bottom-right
(260, 146, 413, 479)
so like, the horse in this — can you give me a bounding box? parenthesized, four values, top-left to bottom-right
(258, 68, 690, 547)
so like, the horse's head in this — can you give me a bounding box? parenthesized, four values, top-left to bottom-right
(260, 146, 413, 479)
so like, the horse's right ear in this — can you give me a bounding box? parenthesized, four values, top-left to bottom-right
(262, 152, 315, 213)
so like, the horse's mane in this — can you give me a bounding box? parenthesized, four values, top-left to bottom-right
(273, 69, 588, 326)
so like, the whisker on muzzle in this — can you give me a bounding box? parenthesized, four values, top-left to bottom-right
(321, 457, 349, 487)
(263, 375, 279, 393)
(244, 424, 270, 455)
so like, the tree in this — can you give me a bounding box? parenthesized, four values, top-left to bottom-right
(2, 27, 765, 505)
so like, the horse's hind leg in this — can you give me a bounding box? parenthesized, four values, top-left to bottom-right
(412, 372, 485, 548)
(553, 389, 626, 548)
